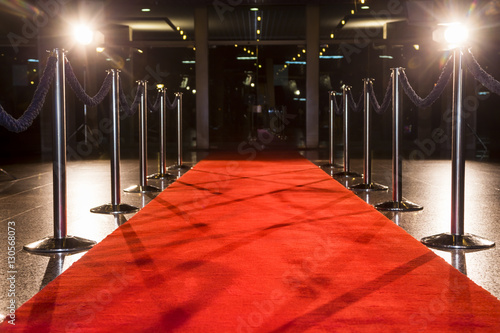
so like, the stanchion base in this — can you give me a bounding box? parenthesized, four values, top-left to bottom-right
(90, 203, 140, 215)
(168, 164, 192, 171)
(23, 235, 96, 254)
(147, 172, 176, 180)
(333, 171, 363, 178)
(349, 182, 388, 191)
(123, 184, 161, 193)
(375, 200, 423, 212)
(421, 233, 495, 250)
(319, 163, 342, 169)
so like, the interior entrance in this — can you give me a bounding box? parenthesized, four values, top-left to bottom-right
(209, 45, 306, 149)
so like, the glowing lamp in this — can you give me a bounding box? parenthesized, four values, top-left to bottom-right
(73, 25, 94, 45)
(433, 22, 469, 49)
(444, 23, 468, 45)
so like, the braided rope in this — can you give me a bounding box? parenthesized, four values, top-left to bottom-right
(0, 56, 57, 132)
(347, 89, 364, 112)
(330, 93, 341, 115)
(166, 95, 179, 110)
(464, 49, 500, 96)
(119, 81, 143, 116)
(399, 56, 453, 109)
(368, 80, 392, 114)
(65, 61, 112, 107)
(147, 90, 161, 112)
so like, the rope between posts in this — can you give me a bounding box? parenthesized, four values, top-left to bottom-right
(0, 56, 57, 133)
(399, 56, 453, 109)
(331, 93, 341, 115)
(147, 91, 161, 112)
(347, 90, 364, 112)
(464, 49, 500, 96)
(368, 80, 392, 114)
(119, 81, 143, 116)
(65, 61, 112, 107)
(166, 95, 179, 110)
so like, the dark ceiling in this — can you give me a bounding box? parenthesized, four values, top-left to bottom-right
(4, 0, 499, 50)
(0, 1, 500, 58)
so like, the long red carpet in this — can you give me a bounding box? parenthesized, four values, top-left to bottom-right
(4, 151, 500, 332)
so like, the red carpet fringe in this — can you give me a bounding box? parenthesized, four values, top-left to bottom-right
(3, 151, 500, 332)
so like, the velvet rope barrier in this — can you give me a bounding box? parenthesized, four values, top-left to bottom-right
(119, 80, 143, 116)
(332, 92, 341, 115)
(147, 90, 161, 112)
(0, 56, 57, 132)
(464, 49, 500, 96)
(347, 89, 364, 113)
(65, 61, 112, 107)
(399, 56, 453, 109)
(367, 79, 392, 114)
(166, 94, 179, 110)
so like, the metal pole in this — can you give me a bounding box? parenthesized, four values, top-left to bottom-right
(139, 81, 148, 188)
(350, 79, 387, 191)
(148, 86, 175, 180)
(375, 68, 421, 211)
(160, 88, 167, 175)
(177, 92, 183, 167)
(451, 48, 466, 235)
(393, 68, 403, 203)
(329, 91, 335, 166)
(53, 48, 67, 240)
(110, 70, 121, 207)
(342, 87, 349, 172)
(91, 69, 138, 214)
(321, 91, 341, 170)
(334, 86, 362, 178)
(83, 67, 88, 144)
(169, 92, 190, 171)
(24, 49, 96, 253)
(421, 48, 494, 249)
(363, 79, 371, 185)
(124, 81, 160, 193)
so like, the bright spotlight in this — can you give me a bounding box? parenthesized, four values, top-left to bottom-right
(73, 25, 94, 45)
(444, 23, 468, 45)
(433, 22, 469, 49)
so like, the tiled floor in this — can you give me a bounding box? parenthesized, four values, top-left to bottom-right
(1, 149, 499, 323)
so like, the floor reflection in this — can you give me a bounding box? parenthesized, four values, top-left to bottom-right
(39, 254, 65, 291)
(451, 250, 467, 275)
(114, 214, 129, 227)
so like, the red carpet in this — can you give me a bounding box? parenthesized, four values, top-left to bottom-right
(4, 151, 500, 332)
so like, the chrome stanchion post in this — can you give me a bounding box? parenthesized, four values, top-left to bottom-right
(169, 92, 190, 171)
(350, 79, 387, 191)
(376, 68, 422, 211)
(321, 91, 341, 169)
(421, 49, 495, 249)
(334, 85, 362, 178)
(91, 69, 139, 214)
(148, 85, 175, 180)
(125, 80, 160, 193)
(177, 91, 183, 167)
(24, 49, 96, 253)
